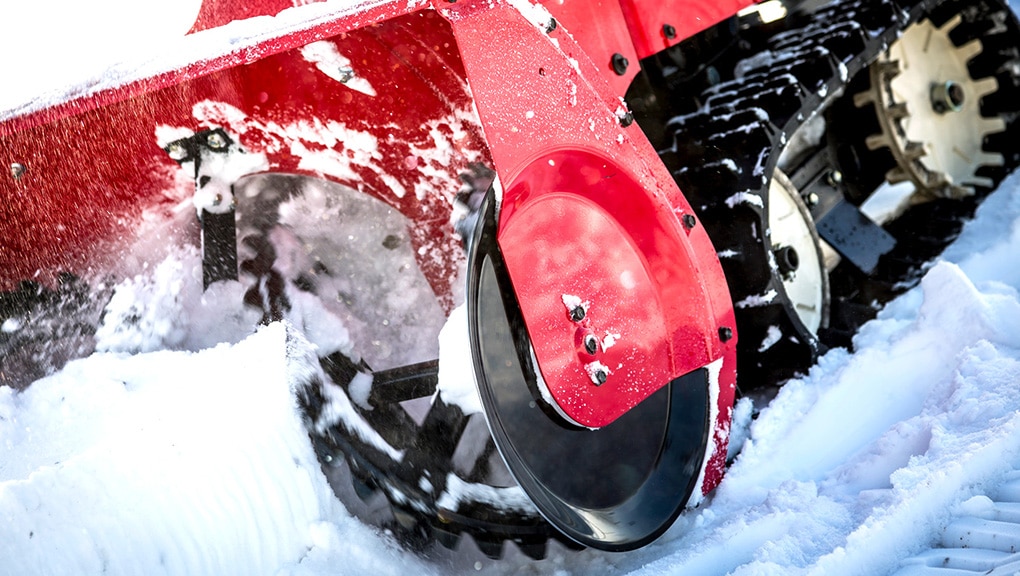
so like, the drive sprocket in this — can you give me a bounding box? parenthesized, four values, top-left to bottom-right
(854, 13, 1007, 201)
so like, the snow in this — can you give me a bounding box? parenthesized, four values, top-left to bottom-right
(4, 1, 1020, 575)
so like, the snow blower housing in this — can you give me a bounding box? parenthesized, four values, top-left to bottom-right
(2, 0, 1019, 558)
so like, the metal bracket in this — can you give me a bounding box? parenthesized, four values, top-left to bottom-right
(163, 128, 239, 289)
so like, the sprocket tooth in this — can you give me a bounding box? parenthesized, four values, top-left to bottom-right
(515, 540, 549, 560)
(965, 177, 994, 190)
(853, 90, 876, 108)
(433, 526, 462, 550)
(956, 38, 984, 63)
(866, 133, 890, 151)
(903, 141, 926, 161)
(886, 166, 912, 184)
(973, 76, 1001, 99)
(938, 14, 964, 34)
(474, 538, 505, 559)
(876, 60, 901, 80)
(977, 152, 1006, 168)
(980, 116, 1007, 135)
(887, 102, 909, 120)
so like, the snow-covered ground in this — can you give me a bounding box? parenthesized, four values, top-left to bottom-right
(3, 1, 1020, 575)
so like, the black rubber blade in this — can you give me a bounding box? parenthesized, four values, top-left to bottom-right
(466, 191, 713, 551)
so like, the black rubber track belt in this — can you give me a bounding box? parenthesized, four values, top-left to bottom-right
(644, 0, 1020, 390)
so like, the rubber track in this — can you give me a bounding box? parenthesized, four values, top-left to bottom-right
(653, 0, 1020, 388)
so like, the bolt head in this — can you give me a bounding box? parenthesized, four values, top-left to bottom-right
(663, 24, 677, 39)
(611, 53, 629, 76)
(206, 131, 228, 150)
(583, 334, 599, 355)
(594, 369, 608, 386)
(683, 213, 697, 229)
(719, 326, 734, 342)
(166, 142, 189, 161)
(10, 162, 26, 180)
(569, 305, 586, 322)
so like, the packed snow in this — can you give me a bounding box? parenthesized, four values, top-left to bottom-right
(3, 1, 1020, 575)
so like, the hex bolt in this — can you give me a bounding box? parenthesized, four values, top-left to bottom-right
(166, 142, 189, 162)
(10, 162, 26, 180)
(719, 326, 734, 342)
(683, 213, 697, 229)
(206, 131, 228, 150)
(826, 169, 843, 187)
(584, 334, 599, 355)
(611, 53, 629, 76)
(569, 305, 586, 322)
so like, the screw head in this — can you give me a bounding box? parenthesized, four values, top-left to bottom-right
(611, 53, 629, 76)
(569, 305, 586, 322)
(166, 142, 189, 162)
(206, 131, 228, 150)
(719, 326, 734, 342)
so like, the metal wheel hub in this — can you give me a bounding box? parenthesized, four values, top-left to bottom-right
(855, 14, 1007, 200)
(768, 169, 829, 335)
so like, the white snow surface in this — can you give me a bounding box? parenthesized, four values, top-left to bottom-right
(4, 1, 1020, 575)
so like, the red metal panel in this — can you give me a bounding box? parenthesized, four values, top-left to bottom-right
(441, 0, 736, 430)
(619, 0, 756, 58)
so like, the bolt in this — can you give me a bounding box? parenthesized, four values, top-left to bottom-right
(206, 131, 228, 150)
(584, 334, 599, 355)
(931, 81, 965, 114)
(806, 192, 820, 206)
(10, 162, 26, 180)
(618, 111, 635, 127)
(569, 305, 586, 323)
(545, 17, 557, 33)
(683, 213, 697, 229)
(719, 326, 734, 342)
(611, 53, 629, 76)
(826, 170, 843, 187)
(594, 369, 608, 386)
(166, 142, 189, 162)
(663, 24, 677, 39)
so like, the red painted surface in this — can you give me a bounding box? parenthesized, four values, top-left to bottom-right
(443, 0, 736, 435)
(0, 0, 740, 490)
(620, 0, 757, 58)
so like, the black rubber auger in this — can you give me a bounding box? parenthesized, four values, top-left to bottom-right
(636, 0, 1020, 390)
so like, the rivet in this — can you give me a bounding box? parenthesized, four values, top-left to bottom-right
(719, 326, 733, 342)
(663, 24, 677, 39)
(611, 53, 629, 76)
